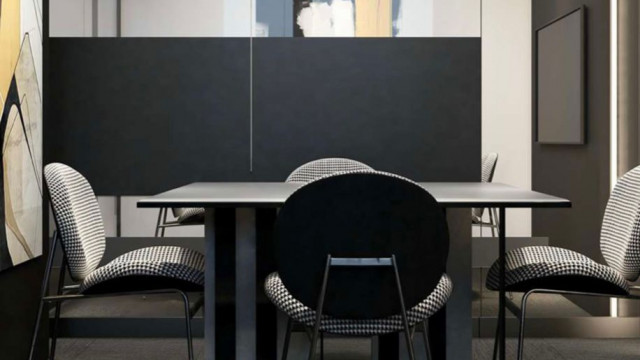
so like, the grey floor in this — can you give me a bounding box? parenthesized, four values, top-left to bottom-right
(55, 337, 640, 360)
(53, 269, 630, 359)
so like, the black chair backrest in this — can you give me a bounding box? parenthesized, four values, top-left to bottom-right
(274, 171, 449, 319)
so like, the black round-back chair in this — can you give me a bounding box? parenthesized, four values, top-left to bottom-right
(264, 171, 453, 360)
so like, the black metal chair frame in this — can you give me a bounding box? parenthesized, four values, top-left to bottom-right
(154, 207, 203, 237)
(280, 254, 432, 360)
(28, 230, 202, 360)
(492, 287, 640, 360)
(474, 207, 500, 237)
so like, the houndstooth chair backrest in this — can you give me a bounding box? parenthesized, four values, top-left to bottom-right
(472, 153, 499, 219)
(286, 158, 373, 183)
(601, 165, 640, 281)
(45, 163, 106, 281)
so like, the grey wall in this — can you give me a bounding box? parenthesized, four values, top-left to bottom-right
(532, 0, 611, 315)
(48, 37, 481, 195)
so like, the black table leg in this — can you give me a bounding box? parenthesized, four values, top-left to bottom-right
(378, 333, 399, 360)
(428, 305, 446, 359)
(215, 208, 236, 360)
(257, 208, 278, 360)
(498, 207, 506, 360)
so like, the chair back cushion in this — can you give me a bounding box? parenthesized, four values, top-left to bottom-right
(472, 153, 498, 220)
(275, 171, 449, 319)
(286, 158, 373, 183)
(601, 165, 640, 281)
(45, 163, 106, 281)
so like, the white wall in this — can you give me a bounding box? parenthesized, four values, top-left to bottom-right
(121, 0, 223, 36)
(480, 0, 532, 236)
(433, 0, 481, 36)
(50, 0, 92, 37)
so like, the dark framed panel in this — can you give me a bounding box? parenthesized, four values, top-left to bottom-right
(252, 38, 481, 182)
(48, 38, 251, 195)
(534, 6, 585, 144)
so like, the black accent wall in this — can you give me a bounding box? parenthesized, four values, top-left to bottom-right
(48, 38, 481, 195)
(532, 0, 611, 315)
(252, 38, 481, 182)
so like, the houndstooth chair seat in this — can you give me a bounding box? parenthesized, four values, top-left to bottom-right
(45, 163, 206, 294)
(286, 158, 373, 183)
(175, 207, 205, 224)
(265, 272, 452, 336)
(486, 246, 629, 295)
(81, 246, 205, 294)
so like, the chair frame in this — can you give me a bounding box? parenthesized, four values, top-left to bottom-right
(28, 230, 201, 360)
(154, 207, 202, 237)
(474, 207, 500, 237)
(280, 254, 433, 360)
(493, 287, 640, 360)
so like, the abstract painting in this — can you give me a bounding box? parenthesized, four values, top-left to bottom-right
(0, 0, 43, 272)
(294, 0, 391, 37)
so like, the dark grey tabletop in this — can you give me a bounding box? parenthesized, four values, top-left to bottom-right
(137, 182, 571, 208)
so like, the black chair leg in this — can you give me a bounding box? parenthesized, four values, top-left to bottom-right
(391, 255, 416, 360)
(517, 291, 533, 360)
(308, 256, 331, 360)
(154, 208, 164, 237)
(492, 317, 500, 360)
(281, 318, 293, 360)
(178, 291, 194, 360)
(421, 321, 432, 360)
(49, 260, 67, 360)
(29, 232, 59, 360)
(320, 332, 324, 360)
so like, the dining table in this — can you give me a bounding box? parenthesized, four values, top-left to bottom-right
(138, 182, 570, 360)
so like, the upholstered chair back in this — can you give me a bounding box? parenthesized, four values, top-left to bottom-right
(601, 165, 640, 281)
(472, 153, 499, 220)
(45, 163, 106, 281)
(286, 158, 373, 183)
(275, 170, 449, 319)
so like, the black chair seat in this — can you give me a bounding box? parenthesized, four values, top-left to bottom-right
(265, 272, 452, 336)
(486, 246, 629, 295)
(80, 246, 205, 294)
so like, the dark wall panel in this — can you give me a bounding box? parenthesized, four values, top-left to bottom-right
(532, 0, 610, 315)
(252, 38, 481, 181)
(49, 38, 251, 195)
(49, 38, 480, 194)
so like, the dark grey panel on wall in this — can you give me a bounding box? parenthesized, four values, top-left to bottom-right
(252, 38, 481, 181)
(48, 38, 251, 195)
(49, 38, 480, 194)
(532, 0, 610, 315)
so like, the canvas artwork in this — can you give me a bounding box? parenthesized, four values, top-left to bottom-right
(0, 0, 43, 272)
(294, 0, 392, 37)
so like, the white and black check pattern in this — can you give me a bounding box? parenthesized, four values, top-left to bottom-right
(286, 158, 373, 183)
(265, 272, 452, 336)
(45, 163, 106, 281)
(472, 153, 498, 222)
(485, 246, 629, 293)
(174, 207, 206, 224)
(600, 166, 640, 281)
(46, 163, 206, 294)
(81, 246, 205, 293)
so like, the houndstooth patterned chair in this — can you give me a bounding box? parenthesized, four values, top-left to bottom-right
(29, 163, 204, 360)
(485, 165, 640, 360)
(265, 272, 452, 336)
(267, 170, 452, 360)
(286, 158, 373, 183)
(472, 153, 499, 236)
